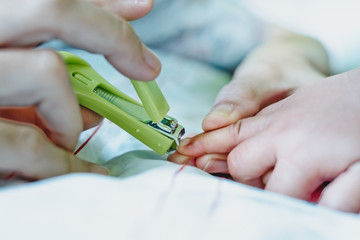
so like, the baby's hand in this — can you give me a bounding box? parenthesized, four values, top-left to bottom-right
(202, 27, 328, 132)
(170, 28, 328, 171)
(172, 68, 360, 213)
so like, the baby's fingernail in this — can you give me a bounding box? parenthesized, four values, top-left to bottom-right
(143, 45, 161, 73)
(202, 157, 212, 172)
(178, 138, 191, 149)
(90, 165, 109, 175)
(207, 104, 235, 119)
(168, 153, 194, 165)
(262, 170, 273, 185)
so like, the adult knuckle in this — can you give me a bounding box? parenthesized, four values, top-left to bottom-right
(37, 0, 73, 16)
(36, 50, 67, 84)
(12, 125, 46, 164)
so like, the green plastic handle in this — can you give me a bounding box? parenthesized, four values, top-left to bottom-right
(131, 80, 170, 123)
(59, 51, 176, 155)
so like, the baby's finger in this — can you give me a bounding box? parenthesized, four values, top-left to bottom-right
(167, 151, 195, 166)
(0, 49, 82, 150)
(1, 0, 160, 81)
(178, 118, 263, 157)
(195, 154, 229, 173)
(87, 0, 154, 20)
(265, 156, 322, 200)
(202, 80, 260, 131)
(319, 161, 360, 213)
(0, 120, 108, 180)
(227, 134, 276, 187)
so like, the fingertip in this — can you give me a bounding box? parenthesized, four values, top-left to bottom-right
(202, 104, 237, 131)
(176, 136, 205, 157)
(142, 44, 162, 77)
(106, 45, 161, 82)
(318, 163, 360, 213)
(227, 150, 243, 181)
(167, 150, 195, 165)
(177, 138, 192, 152)
(89, 0, 154, 20)
(125, 0, 154, 20)
(261, 169, 273, 185)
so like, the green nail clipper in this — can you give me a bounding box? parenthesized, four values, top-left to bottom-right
(59, 51, 185, 155)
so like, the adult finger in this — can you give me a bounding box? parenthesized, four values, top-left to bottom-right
(0, 106, 103, 132)
(0, 49, 82, 150)
(87, 0, 154, 20)
(1, 0, 160, 81)
(319, 161, 360, 213)
(0, 120, 108, 180)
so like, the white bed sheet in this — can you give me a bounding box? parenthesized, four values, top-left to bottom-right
(1, 48, 359, 239)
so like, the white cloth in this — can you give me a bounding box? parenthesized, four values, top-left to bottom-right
(1, 47, 359, 239)
(1, 151, 360, 240)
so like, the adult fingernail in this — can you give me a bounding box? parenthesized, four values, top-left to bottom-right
(143, 45, 161, 74)
(128, 0, 149, 5)
(90, 165, 109, 175)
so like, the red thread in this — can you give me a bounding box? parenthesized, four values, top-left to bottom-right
(153, 163, 187, 213)
(74, 121, 103, 156)
(167, 163, 187, 194)
(309, 181, 330, 203)
(4, 171, 17, 181)
(174, 163, 187, 175)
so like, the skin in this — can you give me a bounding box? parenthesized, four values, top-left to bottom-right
(172, 68, 360, 213)
(169, 26, 329, 168)
(168, 27, 360, 213)
(0, 0, 160, 180)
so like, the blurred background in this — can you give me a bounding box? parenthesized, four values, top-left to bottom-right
(242, 0, 360, 73)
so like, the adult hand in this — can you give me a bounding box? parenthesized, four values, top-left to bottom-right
(0, 0, 160, 179)
(174, 68, 360, 213)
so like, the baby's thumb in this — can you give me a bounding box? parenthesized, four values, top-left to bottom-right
(202, 81, 260, 131)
